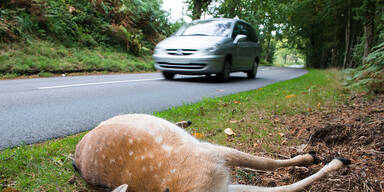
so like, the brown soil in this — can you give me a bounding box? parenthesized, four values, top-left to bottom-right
(232, 93, 384, 191)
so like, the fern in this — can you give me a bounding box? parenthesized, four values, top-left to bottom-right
(347, 41, 384, 94)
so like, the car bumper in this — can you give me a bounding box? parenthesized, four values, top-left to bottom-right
(153, 54, 225, 75)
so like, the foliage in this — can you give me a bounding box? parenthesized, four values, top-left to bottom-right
(185, 0, 382, 70)
(0, 0, 172, 55)
(346, 3, 384, 93)
(0, 40, 154, 76)
(347, 41, 384, 93)
(274, 47, 305, 66)
(184, 0, 213, 19)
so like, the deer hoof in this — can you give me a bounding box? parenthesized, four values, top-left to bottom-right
(308, 152, 321, 165)
(336, 157, 351, 165)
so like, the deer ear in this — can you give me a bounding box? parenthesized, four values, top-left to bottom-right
(111, 184, 128, 192)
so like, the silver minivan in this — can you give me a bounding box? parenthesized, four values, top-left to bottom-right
(153, 18, 261, 81)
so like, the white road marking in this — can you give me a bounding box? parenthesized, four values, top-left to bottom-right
(38, 78, 163, 90)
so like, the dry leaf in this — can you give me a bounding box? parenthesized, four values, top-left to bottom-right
(234, 101, 241, 104)
(278, 133, 285, 137)
(68, 175, 77, 184)
(295, 144, 307, 153)
(2, 187, 19, 192)
(68, 6, 76, 13)
(317, 103, 321, 108)
(229, 120, 239, 124)
(224, 128, 235, 136)
(192, 132, 204, 139)
(52, 157, 63, 166)
(285, 94, 297, 99)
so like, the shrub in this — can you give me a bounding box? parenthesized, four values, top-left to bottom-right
(0, 0, 171, 54)
(347, 41, 384, 94)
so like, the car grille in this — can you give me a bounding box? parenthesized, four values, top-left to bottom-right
(158, 62, 206, 69)
(165, 49, 197, 56)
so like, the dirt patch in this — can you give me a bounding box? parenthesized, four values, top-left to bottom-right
(232, 93, 384, 191)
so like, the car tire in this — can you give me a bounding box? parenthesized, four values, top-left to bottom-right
(162, 72, 175, 80)
(246, 60, 259, 79)
(216, 59, 231, 82)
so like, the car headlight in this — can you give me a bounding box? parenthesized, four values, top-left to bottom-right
(154, 47, 164, 55)
(205, 46, 217, 52)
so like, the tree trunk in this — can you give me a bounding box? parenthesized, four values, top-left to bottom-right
(307, 35, 323, 68)
(264, 34, 271, 61)
(343, 0, 352, 68)
(192, 0, 203, 20)
(363, 0, 375, 61)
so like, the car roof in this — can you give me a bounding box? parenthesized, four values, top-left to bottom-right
(190, 18, 245, 24)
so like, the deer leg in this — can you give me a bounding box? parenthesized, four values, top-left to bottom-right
(217, 146, 319, 170)
(227, 158, 350, 192)
(111, 184, 128, 192)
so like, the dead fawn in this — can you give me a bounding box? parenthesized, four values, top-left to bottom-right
(74, 114, 350, 192)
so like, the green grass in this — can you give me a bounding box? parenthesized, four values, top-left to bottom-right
(0, 40, 155, 78)
(0, 69, 346, 191)
(156, 69, 345, 147)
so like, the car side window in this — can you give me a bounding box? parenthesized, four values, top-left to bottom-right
(232, 22, 248, 40)
(232, 22, 240, 39)
(245, 24, 257, 42)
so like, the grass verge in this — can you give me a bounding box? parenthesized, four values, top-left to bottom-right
(0, 69, 346, 191)
(0, 40, 154, 79)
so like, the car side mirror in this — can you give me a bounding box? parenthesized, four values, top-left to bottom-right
(234, 34, 247, 44)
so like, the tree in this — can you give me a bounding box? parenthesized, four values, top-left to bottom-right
(184, 0, 383, 68)
(361, 0, 376, 60)
(185, 0, 213, 20)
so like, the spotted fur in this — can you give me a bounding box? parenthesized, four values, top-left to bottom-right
(74, 114, 349, 192)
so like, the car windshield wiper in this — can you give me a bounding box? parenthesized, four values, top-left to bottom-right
(182, 34, 209, 36)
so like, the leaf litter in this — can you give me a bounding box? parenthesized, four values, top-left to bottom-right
(230, 93, 384, 191)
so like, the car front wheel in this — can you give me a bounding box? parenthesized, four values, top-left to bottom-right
(162, 72, 175, 80)
(216, 59, 231, 82)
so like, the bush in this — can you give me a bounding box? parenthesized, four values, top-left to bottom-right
(347, 41, 384, 94)
(0, 0, 171, 54)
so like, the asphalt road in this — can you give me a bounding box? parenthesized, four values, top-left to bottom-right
(0, 66, 307, 149)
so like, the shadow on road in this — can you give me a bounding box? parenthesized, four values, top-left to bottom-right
(164, 75, 260, 84)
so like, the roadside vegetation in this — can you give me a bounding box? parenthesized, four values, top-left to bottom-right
(0, 40, 154, 79)
(0, 69, 347, 191)
(0, 0, 172, 78)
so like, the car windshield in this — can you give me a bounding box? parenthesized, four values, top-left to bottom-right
(176, 20, 232, 37)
